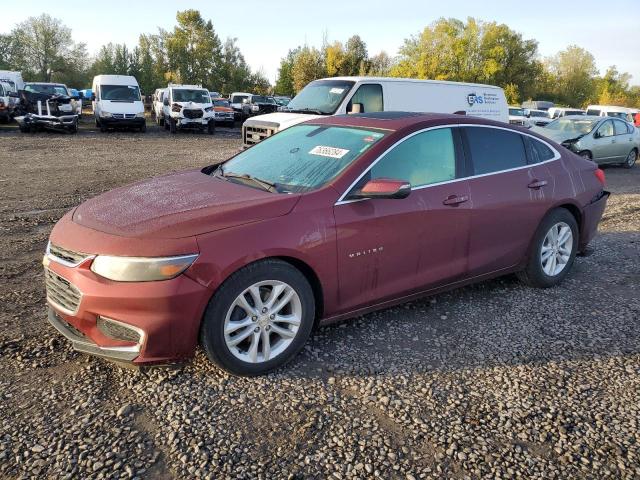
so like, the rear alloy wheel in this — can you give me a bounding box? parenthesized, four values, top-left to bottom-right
(201, 259, 315, 376)
(623, 149, 637, 169)
(517, 208, 578, 288)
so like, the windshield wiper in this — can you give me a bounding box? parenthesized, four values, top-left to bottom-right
(216, 168, 278, 193)
(286, 108, 328, 115)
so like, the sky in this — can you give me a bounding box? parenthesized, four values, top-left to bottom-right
(3, 0, 639, 86)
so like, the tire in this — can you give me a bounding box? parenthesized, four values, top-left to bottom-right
(200, 259, 315, 376)
(139, 122, 146, 133)
(579, 151, 592, 160)
(623, 149, 637, 169)
(69, 122, 78, 134)
(99, 124, 107, 133)
(517, 208, 579, 288)
(207, 120, 215, 135)
(168, 118, 177, 134)
(18, 124, 29, 133)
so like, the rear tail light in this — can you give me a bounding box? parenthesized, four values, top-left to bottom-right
(594, 168, 606, 186)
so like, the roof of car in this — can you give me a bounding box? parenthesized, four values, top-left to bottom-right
(561, 115, 602, 120)
(305, 111, 502, 131)
(25, 82, 67, 86)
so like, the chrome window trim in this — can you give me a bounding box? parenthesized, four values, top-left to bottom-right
(334, 123, 561, 206)
(46, 241, 95, 268)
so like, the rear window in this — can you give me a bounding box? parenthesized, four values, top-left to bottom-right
(465, 127, 527, 175)
(586, 109, 601, 116)
(525, 137, 555, 164)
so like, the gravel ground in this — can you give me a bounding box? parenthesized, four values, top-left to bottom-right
(1, 118, 639, 479)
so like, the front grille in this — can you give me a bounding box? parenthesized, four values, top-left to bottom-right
(112, 113, 136, 119)
(183, 109, 203, 119)
(244, 125, 276, 146)
(49, 243, 88, 266)
(45, 269, 82, 314)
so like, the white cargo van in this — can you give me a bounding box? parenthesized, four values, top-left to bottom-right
(242, 76, 509, 146)
(92, 74, 146, 132)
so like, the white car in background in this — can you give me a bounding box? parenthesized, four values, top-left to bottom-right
(548, 107, 585, 119)
(508, 106, 531, 128)
(161, 84, 215, 134)
(229, 91, 251, 121)
(152, 88, 166, 126)
(586, 105, 635, 123)
(527, 109, 552, 127)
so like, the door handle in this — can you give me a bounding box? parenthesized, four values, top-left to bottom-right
(443, 194, 469, 206)
(528, 179, 548, 189)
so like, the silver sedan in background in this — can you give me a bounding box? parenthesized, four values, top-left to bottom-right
(533, 115, 639, 168)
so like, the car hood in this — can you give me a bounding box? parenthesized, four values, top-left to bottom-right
(214, 106, 233, 112)
(72, 170, 301, 239)
(531, 127, 583, 144)
(175, 101, 209, 109)
(243, 112, 319, 130)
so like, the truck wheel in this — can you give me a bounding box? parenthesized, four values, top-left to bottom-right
(69, 122, 78, 134)
(169, 118, 177, 134)
(140, 123, 147, 133)
(19, 124, 30, 133)
(207, 121, 215, 135)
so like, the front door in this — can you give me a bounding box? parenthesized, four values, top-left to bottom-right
(333, 127, 470, 313)
(591, 120, 618, 163)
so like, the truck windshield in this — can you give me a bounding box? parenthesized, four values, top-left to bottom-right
(509, 108, 525, 116)
(25, 84, 69, 96)
(285, 80, 355, 115)
(529, 111, 547, 118)
(217, 124, 386, 193)
(214, 99, 230, 107)
(101, 85, 141, 101)
(173, 89, 210, 103)
(231, 95, 248, 104)
(252, 96, 275, 104)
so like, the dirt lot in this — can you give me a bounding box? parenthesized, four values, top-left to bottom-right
(1, 118, 639, 479)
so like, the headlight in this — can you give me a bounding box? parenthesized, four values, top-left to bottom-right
(136, 112, 145, 118)
(171, 103, 182, 112)
(91, 254, 198, 282)
(101, 111, 112, 118)
(251, 105, 259, 112)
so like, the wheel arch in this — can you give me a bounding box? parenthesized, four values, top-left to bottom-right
(272, 256, 324, 324)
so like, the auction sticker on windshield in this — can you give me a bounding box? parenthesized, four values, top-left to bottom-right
(309, 145, 350, 159)
(329, 88, 345, 94)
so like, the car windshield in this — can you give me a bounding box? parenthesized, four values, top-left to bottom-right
(530, 111, 547, 117)
(214, 99, 230, 107)
(509, 108, 525, 116)
(606, 111, 627, 119)
(25, 84, 69, 96)
(285, 80, 355, 115)
(101, 85, 140, 101)
(546, 118, 598, 135)
(275, 97, 290, 106)
(217, 124, 386, 193)
(564, 110, 584, 116)
(173, 89, 210, 103)
(231, 95, 248, 104)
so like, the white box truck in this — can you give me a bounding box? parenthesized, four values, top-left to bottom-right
(242, 76, 509, 147)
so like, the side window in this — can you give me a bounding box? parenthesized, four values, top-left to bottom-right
(348, 84, 383, 113)
(465, 127, 527, 175)
(596, 121, 614, 138)
(613, 119, 629, 135)
(369, 128, 456, 187)
(525, 136, 555, 164)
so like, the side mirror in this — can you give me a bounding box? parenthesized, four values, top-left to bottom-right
(163, 98, 170, 106)
(348, 102, 363, 114)
(350, 178, 411, 200)
(593, 131, 602, 139)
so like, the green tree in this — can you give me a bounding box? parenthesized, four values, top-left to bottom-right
(11, 14, 82, 81)
(343, 35, 368, 76)
(274, 48, 299, 96)
(366, 51, 393, 76)
(291, 46, 325, 93)
(544, 45, 598, 107)
(325, 41, 347, 77)
(391, 18, 540, 99)
(218, 37, 253, 93)
(165, 10, 222, 87)
(504, 83, 520, 104)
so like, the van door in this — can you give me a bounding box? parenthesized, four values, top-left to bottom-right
(345, 83, 383, 114)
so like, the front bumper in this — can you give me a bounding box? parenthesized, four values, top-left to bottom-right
(44, 254, 210, 364)
(172, 115, 213, 129)
(16, 114, 77, 130)
(99, 116, 145, 128)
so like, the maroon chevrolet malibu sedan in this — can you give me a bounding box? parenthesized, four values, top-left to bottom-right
(44, 112, 609, 375)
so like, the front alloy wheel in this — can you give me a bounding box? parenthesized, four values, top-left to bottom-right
(224, 281, 301, 363)
(201, 259, 315, 376)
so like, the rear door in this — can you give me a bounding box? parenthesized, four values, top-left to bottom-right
(334, 127, 470, 312)
(613, 119, 634, 160)
(462, 126, 556, 276)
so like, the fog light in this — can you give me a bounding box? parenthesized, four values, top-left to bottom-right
(97, 317, 142, 343)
